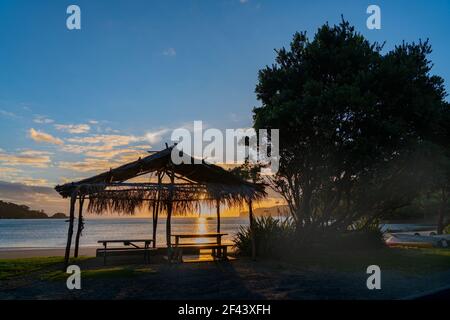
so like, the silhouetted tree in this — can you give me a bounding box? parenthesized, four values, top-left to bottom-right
(253, 19, 449, 237)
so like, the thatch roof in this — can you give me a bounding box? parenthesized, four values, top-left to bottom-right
(55, 146, 266, 214)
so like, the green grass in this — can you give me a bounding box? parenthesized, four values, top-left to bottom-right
(291, 247, 450, 273)
(0, 256, 91, 280)
(1, 248, 448, 282)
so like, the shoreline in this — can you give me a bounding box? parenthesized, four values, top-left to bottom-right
(0, 247, 97, 259)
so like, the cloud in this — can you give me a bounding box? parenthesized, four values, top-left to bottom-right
(0, 149, 52, 168)
(104, 127, 120, 133)
(66, 134, 146, 147)
(163, 47, 176, 57)
(0, 167, 22, 174)
(145, 128, 169, 145)
(29, 128, 63, 145)
(239, 0, 249, 3)
(88, 120, 99, 124)
(54, 123, 90, 134)
(0, 109, 18, 118)
(0, 181, 67, 214)
(83, 145, 149, 159)
(59, 177, 77, 184)
(61, 144, 113, 154)
(115, 150, 150, 163)
(33, 115, 54, 124)
(59, 145, 150, 173)
(61, 133, 150, 159)
(20, 178, 49, 187)
(58, 158, 119, 172)
(20, 150, 53, 156)
(0, 167, 23, 181)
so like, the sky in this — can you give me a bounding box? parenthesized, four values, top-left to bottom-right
(0, 0, 449, 213)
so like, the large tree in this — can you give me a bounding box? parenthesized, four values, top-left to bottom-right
(253, 20, 449, 236)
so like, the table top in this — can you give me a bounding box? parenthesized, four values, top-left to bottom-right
(97, 239, 153, 243)
(171, 233, 228, 238)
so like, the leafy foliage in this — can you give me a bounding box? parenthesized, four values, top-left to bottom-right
(444, 224, 450, 235)
(234, 216, 295, 258)
(233, 216, 384, 259)
(253, 19, 450, 237)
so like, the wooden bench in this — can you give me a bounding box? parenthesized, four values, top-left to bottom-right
(170, 233, 231, 262)
(97, 239, 154, 265)
(172, 244, 231, 262)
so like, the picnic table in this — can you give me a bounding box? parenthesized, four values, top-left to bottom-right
(97, 239, 154, 265)
(170, 233, 230, 262)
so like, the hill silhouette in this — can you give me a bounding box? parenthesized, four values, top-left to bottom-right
(0, 200, 67, 219)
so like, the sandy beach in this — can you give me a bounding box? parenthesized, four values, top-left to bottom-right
(0, 247, 97, 259)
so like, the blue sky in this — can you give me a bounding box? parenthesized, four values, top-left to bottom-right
(0, 0, 449, 188)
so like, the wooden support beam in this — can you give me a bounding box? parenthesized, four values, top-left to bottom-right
(74, 196, 85, 258)
(216, 199, 221, 233)
(64, 191, 77, 269)
(152, 171, 162, 248)
(166, 170, 175, 250)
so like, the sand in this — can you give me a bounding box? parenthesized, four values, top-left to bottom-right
(0, 247, 97, 259)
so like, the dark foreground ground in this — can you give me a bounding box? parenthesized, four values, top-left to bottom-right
(1, 248, 450, 300)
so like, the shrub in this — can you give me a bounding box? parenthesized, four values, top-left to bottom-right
(233, 216, 295, 258)
(234, 217, 385, 259)
(444, 224, 450, 234)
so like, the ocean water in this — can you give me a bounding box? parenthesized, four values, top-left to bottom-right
(0, 217, 437, 249)
(0, 217, 249, 249)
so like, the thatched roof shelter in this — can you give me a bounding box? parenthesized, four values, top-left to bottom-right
(55, 145, 266, 266)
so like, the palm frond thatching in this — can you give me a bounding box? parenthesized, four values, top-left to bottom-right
(55, 146, 266, 215)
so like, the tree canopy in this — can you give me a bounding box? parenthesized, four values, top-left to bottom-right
(253, 20, 450, 235)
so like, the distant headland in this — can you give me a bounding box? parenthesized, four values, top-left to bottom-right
(0, 200, 68, 219)
(240, 205, 289, 217)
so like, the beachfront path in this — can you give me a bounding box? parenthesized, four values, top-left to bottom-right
(1, 258, 449, 300)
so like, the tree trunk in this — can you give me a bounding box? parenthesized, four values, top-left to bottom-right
(249, 200, 256, 260)
(63, 192, 77, 269)
(437, 189, 448, 235)
(74, 196, 85, 257)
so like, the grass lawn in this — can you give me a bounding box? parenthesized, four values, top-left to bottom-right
(0, 247, 449, 282)
(0, 256, 91, 280)
(291, 247, 450, 273)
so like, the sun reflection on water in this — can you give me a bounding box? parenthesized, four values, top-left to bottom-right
(194, 217, 208, 243)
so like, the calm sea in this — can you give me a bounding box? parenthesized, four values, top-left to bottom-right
(0, 217, 249, 249)
(0, 217, 437, 249)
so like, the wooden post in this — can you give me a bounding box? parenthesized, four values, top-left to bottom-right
(151, 202, 157, 248)
(248, 199, 256, 261)
(216, 199, 221, 233)
(152, 172, 162, 248)
(166, 171, 175, 249)
(74, 196, 85, 258)
(64, 191, 77, 269)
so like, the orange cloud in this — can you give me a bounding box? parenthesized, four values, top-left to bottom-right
(54, 123, 90, 134)
(29, 128, 63, 145)
(0, 150, 51, 168)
